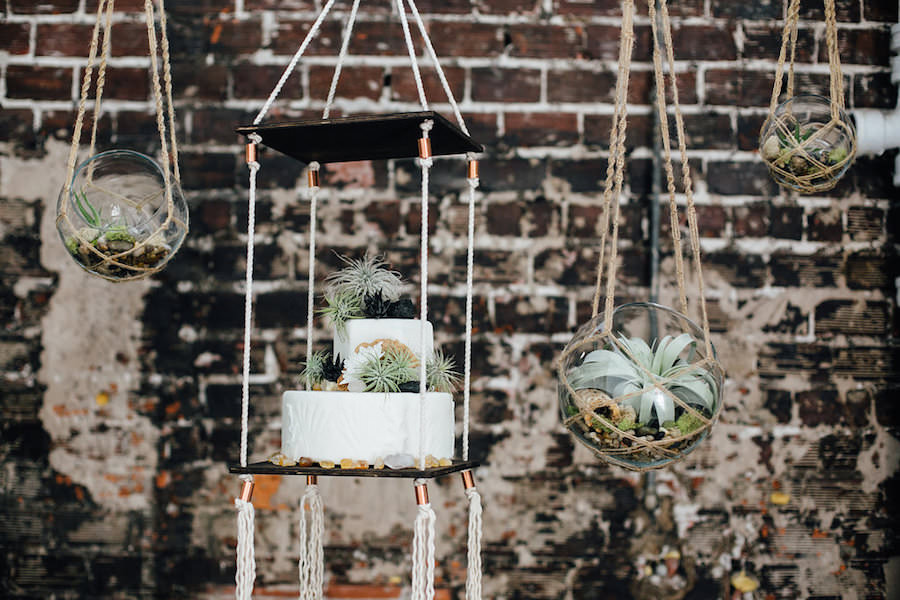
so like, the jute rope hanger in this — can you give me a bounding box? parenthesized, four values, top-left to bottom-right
(235, 2, 483, 599)
(559, 0, 720, 472)
(58, 0, 184, 276)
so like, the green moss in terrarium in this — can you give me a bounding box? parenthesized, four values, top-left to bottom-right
(676, 411, 705, 435)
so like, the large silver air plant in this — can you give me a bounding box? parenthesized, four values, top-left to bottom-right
(569, 333, 718, 427)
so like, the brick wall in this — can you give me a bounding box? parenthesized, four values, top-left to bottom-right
(1, 0, 898, 598)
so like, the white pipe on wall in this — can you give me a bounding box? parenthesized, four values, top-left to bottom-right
(851, 23, 900, 187)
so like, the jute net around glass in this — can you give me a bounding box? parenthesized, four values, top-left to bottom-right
(55, 0, 188, 281)
(556, 0, 725, 472)
(758, 0, 857, 194)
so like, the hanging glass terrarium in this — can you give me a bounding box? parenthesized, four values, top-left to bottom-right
(56, 0, 187, 281)
(56, 149, 188, 281)
(557, 0, 725, 471)
(759, 95, 856, 193)
(760, 0, 856, 193)
(558, 303, 724, 471)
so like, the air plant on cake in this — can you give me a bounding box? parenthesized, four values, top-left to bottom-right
(566, 334, 718, 439)
(320, 289, 363, 338)
(325, 254, 404, 302)
(299, 350, 345, 390)
(427, 349, 462, 393)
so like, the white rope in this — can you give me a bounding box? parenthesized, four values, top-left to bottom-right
(240, 135, 261, 468)
(298, 483, 325, 600)
(411, 481, 436, 600)
(464, 486, 483, 600)
(462, 159, 478, 461)
(322, 0, 361, 120)
(305, 162, 321, 391)
(395, 0, 428, 111)
(235, 475, 256, 600)
(417, 120, 433, 468)
(404, 0, 468, 135)
(253, 0, 339, 125)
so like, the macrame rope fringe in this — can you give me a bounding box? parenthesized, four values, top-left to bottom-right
(464, 486, 483, 600)
(412, 480, 436, 600)
(298, 483, 325, 600)
(235, 475, 256, 600)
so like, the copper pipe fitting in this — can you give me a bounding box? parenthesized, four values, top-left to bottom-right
(245, 143, 257, 164)
(307, 169, 320, 188)
(461, 470, 475, 490)
(414, 482, 430, 505)
(239, 480, 255, 502)
(467, 159, 479, 180)
(306, 475, 318, 485)
(418, 137, 432, 159)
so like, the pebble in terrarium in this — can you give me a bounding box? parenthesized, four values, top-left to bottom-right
(558, 303, 724, 470)
(759, 94, 856, 194)
(56, 149, 188, 281)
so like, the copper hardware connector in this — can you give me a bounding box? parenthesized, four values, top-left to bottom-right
(418, 137, 432, 159)
(306, 475, 318, 485)
(245, 143, 257, 164)
(414, 482, 430, 505)
(467, 159, 479, 180)
(239, 480, 255, 502)
(461, 470, 475, 490)
(308, 169, 320, 188)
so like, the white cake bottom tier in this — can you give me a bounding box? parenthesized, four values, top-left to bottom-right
(281, 391, 455, 464)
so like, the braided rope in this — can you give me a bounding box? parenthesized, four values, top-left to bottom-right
(322, 0, 362, 119)
(395, 0, 429, 110)
(417, 120, 434, 468)
(240, 135, 262, 468)
(253, 0, 339, 125)
(462, 165, 478, 461)
(405, 0, 469, 135)
(305, 163, 321, 392)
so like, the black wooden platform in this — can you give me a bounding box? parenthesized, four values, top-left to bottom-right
(229, 459, 479, 479)
(236, 111, 482, 165)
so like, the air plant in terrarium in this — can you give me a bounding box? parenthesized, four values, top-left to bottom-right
(759, 94, 856, 193)
(56, 149, 188, 281)
(558, 303, 724, 470)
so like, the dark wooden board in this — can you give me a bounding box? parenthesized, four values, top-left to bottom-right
(229, 460, 479, 480)
(236, 111, 482, 165)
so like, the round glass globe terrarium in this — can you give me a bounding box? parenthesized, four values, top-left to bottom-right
(56, 149, 188, 281)
(558, 303, 724, 471)
(759, 94, 856, 194)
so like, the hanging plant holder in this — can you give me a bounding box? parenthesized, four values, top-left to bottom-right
(57, 149, 188, 280)
(56, 0, 187, 282)
(556, 0, 724, 471)
(759, 0, 856, 193)
(558, 303, 724, 471)
(229, 1, 485, 599)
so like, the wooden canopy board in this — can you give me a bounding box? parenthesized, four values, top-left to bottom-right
(229, 460, 479, 479)
(236, 111, 482, 165)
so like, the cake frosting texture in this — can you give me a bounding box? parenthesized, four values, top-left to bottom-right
(281, 391, 455, 463)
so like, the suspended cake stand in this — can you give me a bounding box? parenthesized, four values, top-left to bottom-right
(228, 1, 485, 599)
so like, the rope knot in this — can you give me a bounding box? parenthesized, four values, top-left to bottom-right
(420, 119, 435, 136)
(417, 157, 433, 169)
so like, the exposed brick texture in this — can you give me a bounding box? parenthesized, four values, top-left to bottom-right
(0, 1, 897, 600)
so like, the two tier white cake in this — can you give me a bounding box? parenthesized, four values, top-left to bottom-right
(281, 319, 455, 464)
(277, 256, 458, 468)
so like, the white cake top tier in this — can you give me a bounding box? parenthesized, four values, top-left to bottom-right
(333, 318, 434, 362)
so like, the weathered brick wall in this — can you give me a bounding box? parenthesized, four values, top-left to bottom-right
(1, 0, 897, 598)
